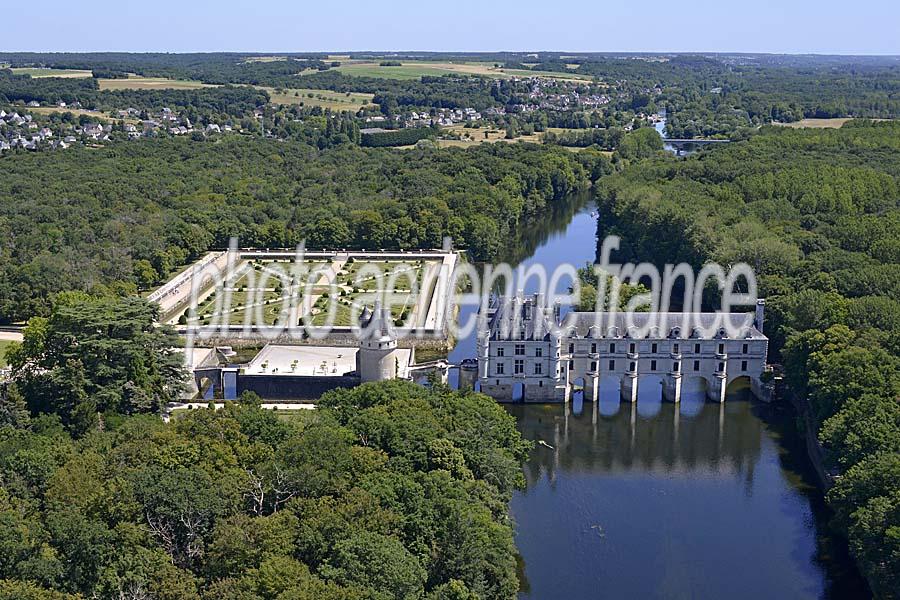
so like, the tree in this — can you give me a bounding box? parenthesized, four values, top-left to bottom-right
(320, 531, 426, 600)
(820, 393, 900, 468)
(10, 297, 186, 420)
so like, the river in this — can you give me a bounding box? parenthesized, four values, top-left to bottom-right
(449, 194, 869, 599)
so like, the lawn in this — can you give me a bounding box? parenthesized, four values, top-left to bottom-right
(98, 76, 213, 90)
(11, 67, 93, 78)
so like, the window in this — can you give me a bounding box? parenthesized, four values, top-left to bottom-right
(718, 362, 724, 372)
(591, 343, 596, 354)
(534, 363, 543, 375)
(694, 343, 700, 354)
(673, 343, 679, 354)
(629, 361, 636, 371)
(650, 360, 657, 371)
(497, 346, 504, 357)
(741, 360, 747, 372)
(742, 343, 748, 354)
(514, 359, 524, 375)
(496, 363, 504, 375)
(535, 347, 543, 357)
(629, 342, 636, 353)
(569, 361, 574, 370)
(651, 343, 658, 353)
(515, 344, 525, 356)
(590, 361, 597, 371)
(609, 360, 615, 370)
(694, 360, 700, 371)
(673, 361, 680, 372)
(568, 343, 574, 354)
(609, 343, 616, 353)
(718, 343, 724, 354)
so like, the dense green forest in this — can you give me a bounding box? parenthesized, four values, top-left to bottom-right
(0, 70, 269, 121)
(594, 121, 900, 597)
(0, 136, 606, 322)
(0, 53, 330, 84)
(0, 298, 531, 598)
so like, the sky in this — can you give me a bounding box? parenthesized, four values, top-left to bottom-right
(6, 0, 899, 55)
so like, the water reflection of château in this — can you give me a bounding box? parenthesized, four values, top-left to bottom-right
(509, 393, 764, 487)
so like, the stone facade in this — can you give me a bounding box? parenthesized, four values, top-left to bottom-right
(477, 294, 769, 404)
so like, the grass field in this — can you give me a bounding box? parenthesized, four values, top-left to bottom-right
(774, 118, 853, 129)
(303, 60, 593, 82)
(11, 67, 93, 78)
(774, 117, 894, 129)
(261, 87, 376, 110)
(98, 76, 213, 90)
(25, 106, 140, 123)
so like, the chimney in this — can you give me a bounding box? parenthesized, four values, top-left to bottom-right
(755, 299, 765, 335)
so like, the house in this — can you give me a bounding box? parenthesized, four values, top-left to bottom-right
(27, 101, 40, 107)
(83, 123, 104, 137)
(0, 141, 10, 151)
(63, 135, 77, 144)
(124, 124, 138, 133)
(39, 127, 52, 138)
(205, 124, 221, 134)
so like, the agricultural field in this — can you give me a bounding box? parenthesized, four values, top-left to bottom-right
(773, 117, 853, 128)
(190, 256, 436, 329)
(306, 60, 592, 81)
(10, 67, 93, 78)
(97, 76, 214, 90)
(773, 117, 894, 129)
(261, 86, 376, 110)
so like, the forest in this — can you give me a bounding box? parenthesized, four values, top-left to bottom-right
(0, 136, 606, 322)
(0, 295, 532, 599)
(594, 120, 900, 597)
(0, 70, 269, 122)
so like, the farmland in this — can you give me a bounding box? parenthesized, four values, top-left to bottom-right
(97, 76, 214, 90)
(10, 67, 93, 78)
(304, 60, 594, 81)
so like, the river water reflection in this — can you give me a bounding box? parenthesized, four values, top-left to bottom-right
(446, 193, 867, 598)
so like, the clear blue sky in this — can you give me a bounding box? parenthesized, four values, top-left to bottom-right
(7, 0, 899, 55)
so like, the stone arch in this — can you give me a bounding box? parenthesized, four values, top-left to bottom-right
(680, 375, 708, 417)
(726, 375, 752, 399)
(571, 376, 587, 415)
(598, 375, 621, 416)
(636, 373, 663, 418)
